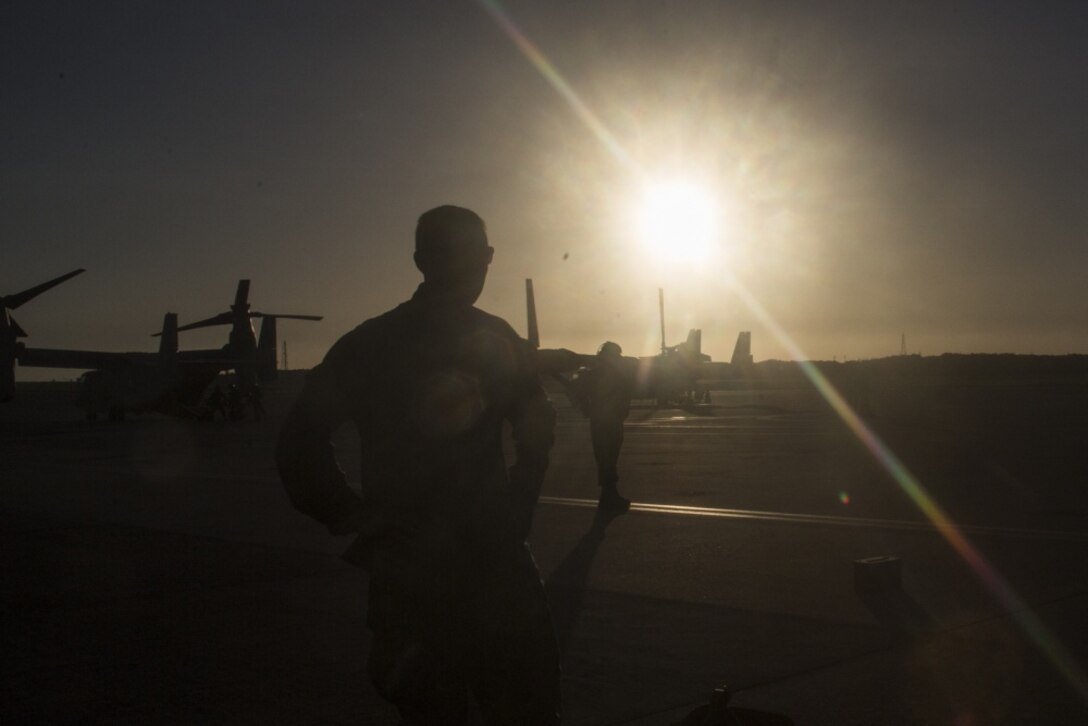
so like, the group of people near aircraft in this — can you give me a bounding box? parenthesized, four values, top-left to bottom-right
(202, 383, 265, 422)
(276, 205, 635, 725)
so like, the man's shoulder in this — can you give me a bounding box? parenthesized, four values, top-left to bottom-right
(469, 306, 521, 339)
(355, 302, 415, 336)
(325, 302, 415, 362)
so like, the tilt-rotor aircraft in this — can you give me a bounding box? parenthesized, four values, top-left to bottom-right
(1, 268, 86, 402)
(163, 279, 322, 392)
(526, 279, 750, 404)
(3, 274, 321, 420)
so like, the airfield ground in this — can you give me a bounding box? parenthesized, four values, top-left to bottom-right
(3, 367, 1088, 724)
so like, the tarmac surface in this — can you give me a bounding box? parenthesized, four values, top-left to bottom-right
(3, 376, 1088, 724)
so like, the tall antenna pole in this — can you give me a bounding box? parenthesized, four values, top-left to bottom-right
(659, 288, 666, 354)
(525, 279, 539, 348)
(282, 340, 288, 371)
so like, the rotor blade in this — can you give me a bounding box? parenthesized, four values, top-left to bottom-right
(157, 312, 233, 335)
(176, 313, 233, 332)
(4, 268, 85, 310)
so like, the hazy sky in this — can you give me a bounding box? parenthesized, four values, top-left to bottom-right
(4, 1, 1087, 377)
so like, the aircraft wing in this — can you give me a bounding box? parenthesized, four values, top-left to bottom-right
(16, 347, 153, 370)
(174, 349, 237, 366)
(535, 348, 593, 374)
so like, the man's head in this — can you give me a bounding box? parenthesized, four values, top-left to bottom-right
(414, 205, 494, 305)
(597, 341, 622, 358)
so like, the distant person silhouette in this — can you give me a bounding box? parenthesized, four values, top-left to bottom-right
(204, 385, 226, 421)
(276, 205, 560, 725)
(227, 383, 244, 420)
(574, 341, 632, 513)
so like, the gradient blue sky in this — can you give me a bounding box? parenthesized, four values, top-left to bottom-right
(4, 1, 1087, 377)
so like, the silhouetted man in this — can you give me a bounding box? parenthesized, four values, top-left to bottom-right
(276, 206, 560, 725)
(575, 341, 632, 513)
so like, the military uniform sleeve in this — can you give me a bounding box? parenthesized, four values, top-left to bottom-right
(275, 333, 368, 535)
(506, 336, 557, 538)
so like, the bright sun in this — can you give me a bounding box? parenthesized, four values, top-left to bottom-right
(635, 179, 720, 263)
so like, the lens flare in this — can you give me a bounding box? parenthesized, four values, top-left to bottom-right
(729, 277, 1088, 700)
(478, 0, 1088, 701)
(475, 0, 632, 170)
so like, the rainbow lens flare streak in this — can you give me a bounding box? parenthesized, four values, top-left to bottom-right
(477, 0, 1088, 701)
(476, 0, 633, 170)
(730, 281, 1088, 700)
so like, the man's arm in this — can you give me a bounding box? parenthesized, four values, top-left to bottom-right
(275, 341, 368, 536)
(551, 370, 590, 418)
(507, 366, 557, 540)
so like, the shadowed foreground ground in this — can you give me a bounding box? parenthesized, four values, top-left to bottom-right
(3, 373, 1088, 723)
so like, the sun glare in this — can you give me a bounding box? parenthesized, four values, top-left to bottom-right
(636, 179, 720, 263)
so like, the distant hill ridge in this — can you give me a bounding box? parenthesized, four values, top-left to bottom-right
(748, 353, 1088, 386)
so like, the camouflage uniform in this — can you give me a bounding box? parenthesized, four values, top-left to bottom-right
(277, 283, 559, 725)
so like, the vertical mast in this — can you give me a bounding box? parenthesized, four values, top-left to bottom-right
(659, 288, 666, 354)
(526, 279, 539, 348)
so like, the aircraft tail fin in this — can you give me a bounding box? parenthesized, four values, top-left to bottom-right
(526, 279, 539, 348)
(1, 309, 17, 402)
(0, 359, 12, 402)
(257, 315, 278, 383)
(731, 331, 753, 367)
(158, 313, 178, 364)
(686, 329, 702, 355)
(233, 279, 251, 310)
